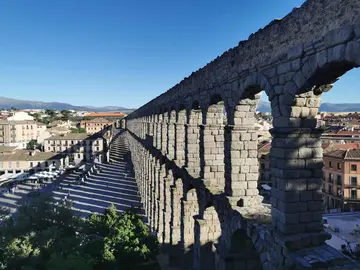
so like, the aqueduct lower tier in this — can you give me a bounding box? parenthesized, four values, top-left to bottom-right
(123, 0, 360, 269)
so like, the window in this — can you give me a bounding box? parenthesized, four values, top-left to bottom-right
(351, 190, 357, 199)
(37, 162, 40, 167)
(77, 154, 81, 158)
(329, 173, 333, 182)
(337, 163, 341, 170)
(337, 175, 342, 186)
(53, 147, 55, 151)
(48, 147, 50, 151)
(351, 177, 358, 186)
(351, 164, 357, 171)
(261, 163, 265, 170)
(45, 161, 48, 167)
(96, 147, 99, 151)
(30, 162, 33, 167)
(329, 161, 333, 168)
(52, 161, 56, 166)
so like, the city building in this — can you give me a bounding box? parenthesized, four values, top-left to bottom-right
(43, 133, 107, 164)
(86, 112, 127, 119)
(7, 111, 34, 121)
(0, 111, 50, 148)
(323, 147, 360, 212)
(80, 117, 113, 134)
(47, 120, 75, 129)
(321, 130, 360, 144)
(0, 119, 43, 149)
(0, 146, 68, 176)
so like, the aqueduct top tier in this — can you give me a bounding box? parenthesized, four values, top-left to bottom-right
(127, 0, 360, 118)
(124, 0, 360, 269)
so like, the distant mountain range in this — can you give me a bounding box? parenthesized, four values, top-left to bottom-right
(256, 100, 360, 113)
(0, 96, 135, 113)
(1, 96, 358, 114)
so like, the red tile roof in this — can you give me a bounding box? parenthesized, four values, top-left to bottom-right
(87, 112, 126, 117)
(325, 149, 360, 159)
(323, 143, 360, 152)
(327, 130, 360, 135)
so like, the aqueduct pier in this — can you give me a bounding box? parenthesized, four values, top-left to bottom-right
(123, 0, 360, 269)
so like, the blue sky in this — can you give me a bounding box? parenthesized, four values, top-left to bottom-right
(0, 0, 358, 108)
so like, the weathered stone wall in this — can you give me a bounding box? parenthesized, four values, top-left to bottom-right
(124, 0, 360, 269)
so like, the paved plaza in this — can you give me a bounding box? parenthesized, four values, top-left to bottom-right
(0, 131, 143, 219)
(325, 212, 360, 251)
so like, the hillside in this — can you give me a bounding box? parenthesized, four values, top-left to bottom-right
(256, 101, 360, 113)
(0, 96, 135, 113)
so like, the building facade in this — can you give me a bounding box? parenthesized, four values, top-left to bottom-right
(43, 133, 105, 164)
(0, 120, 43, 149)
(0, 146, 68, 176)
(323, 148, 360, 212)
(80, 117, 113, 134)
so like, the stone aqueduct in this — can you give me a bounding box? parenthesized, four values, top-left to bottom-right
(122, 1, 360, 269)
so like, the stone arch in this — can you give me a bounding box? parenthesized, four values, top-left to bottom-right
(174, 105, 187, 166)
(193, 205, 222, 270)
(199, 93, 227, 190)
(222, 73, 272, 199)
(170, 177, 184, 247)
(179, 187, 200, 267)
(184, 99, 203, 178)
(223, 229, 262, 270)
(268, 33, 360, 247)
(214, 213, 268, 270)
(204, 93, 228, 125)
(166, 109, 177, 160)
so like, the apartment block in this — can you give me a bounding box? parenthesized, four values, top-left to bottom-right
(0, 112, 49, 149)
(323, 148, 360, 212)
(80, 117, 113, 134)
(0, 120, 40, 149)
(0, 146, 68, 175)
(43, 133, 105, 164)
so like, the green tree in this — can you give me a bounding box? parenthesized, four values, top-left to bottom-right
(26, 140, 41, 150)
(83, 205, 159, 270)
(45, 109, 57, 118)
(61, 110, 72, 121)
(0, 198, 159, 270)
(0, 195, 93, 269)
(71, 127, 86, 133)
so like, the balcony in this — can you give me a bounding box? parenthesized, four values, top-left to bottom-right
(345, 184, 360, 189)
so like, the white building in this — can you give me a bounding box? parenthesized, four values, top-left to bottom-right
(7, 111, 34, 121)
